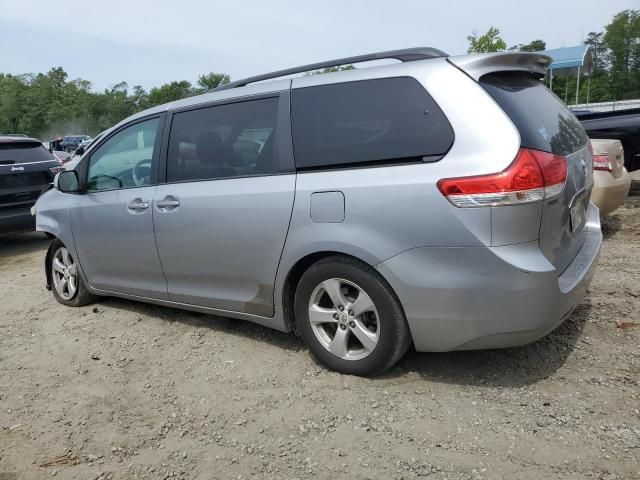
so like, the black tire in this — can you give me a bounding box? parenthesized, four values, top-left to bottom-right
(294, 255, 411, 376)
(49, 240, 96, 307)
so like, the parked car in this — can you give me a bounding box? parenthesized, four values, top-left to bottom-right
(34, 49, 601, 376)
(1, 136, 64, 235)
(60, 135, 90, 153)
(64, 130, 108, 171)
(577, 108, 640, 172)
(76, 137, 93, 151)
(589, 139, 631, 215)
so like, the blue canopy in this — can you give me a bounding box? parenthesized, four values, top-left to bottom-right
(539, 45, 592, 73)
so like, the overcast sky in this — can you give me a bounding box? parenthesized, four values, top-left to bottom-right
(1, 0, 636, 91)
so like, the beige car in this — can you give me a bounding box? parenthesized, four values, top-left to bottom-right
(590, 139, 631, 215)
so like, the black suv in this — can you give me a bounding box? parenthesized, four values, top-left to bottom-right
(0, 136, 63, 235)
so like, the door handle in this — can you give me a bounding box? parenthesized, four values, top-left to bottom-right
(156, 200, 180, 208)
(156, 196, 180, 210)
(127, 199, 150, 211)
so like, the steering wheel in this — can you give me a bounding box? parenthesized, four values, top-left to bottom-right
(132, 159, 152, 186)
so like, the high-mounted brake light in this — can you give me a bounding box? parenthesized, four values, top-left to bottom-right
(437, 148, 567, 207)
(592, 154, 612, 172)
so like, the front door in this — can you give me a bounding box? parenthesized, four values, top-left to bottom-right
(153, 94, 295, 315)
(70, 116, 168, 299)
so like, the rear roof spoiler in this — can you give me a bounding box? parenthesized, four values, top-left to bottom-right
(447, 52, 552, 81)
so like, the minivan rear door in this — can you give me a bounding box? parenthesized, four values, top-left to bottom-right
(479, 71, 592, 273)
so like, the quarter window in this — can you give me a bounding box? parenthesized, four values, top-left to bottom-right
(167, 97, 281, 182)
(87, 118, 159, 191)
(291, 77, 454, 170)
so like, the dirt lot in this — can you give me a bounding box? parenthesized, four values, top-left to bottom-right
(1, 183, 639, 480)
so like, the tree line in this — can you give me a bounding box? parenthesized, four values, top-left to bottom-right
(1, 9, 638, 140)
(468, 9, 640, 105)
(0, 71, 231, 140)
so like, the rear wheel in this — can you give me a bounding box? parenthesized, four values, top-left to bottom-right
(49, 240, 96, 307)
(294, 256, 411, 376)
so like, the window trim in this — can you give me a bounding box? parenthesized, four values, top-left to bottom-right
(290, 76, 454, 172)
(80, 113, 166, 194)
(158, 90, 295, 185)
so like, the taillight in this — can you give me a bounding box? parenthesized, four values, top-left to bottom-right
(49, 166, 65, 175)
(593, 154, 612, 172)
(437, 148, 567, 207)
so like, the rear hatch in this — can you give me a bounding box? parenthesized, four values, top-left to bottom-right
(479, 72, 592, 274)
(0, 139, 60, 212)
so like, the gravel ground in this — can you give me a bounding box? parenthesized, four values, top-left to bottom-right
(1, 180, 639, 480)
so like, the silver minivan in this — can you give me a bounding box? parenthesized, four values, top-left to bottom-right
(35, 48, 602, 376)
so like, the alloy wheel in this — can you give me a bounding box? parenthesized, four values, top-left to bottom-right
(51, 247, 78, 301)
(308, 278, 380, 361)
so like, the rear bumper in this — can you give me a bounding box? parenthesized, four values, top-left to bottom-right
(0, 206, 36, 235)
(590, 169, 631, 215)
(376, 204, 602, 352)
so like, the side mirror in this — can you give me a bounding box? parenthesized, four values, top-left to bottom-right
(55, 171, 80, 193)
(75, 146, 85, 156)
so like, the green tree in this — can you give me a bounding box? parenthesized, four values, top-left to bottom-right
(520, 39, 546, 52)
(604, 9, 640, 74)
(584, 31, 607, 72)
(147, 81, 194, 107)
(196, 72, 231, 91)
(467, 27, 507, 53)
(0, 74, 26, 133)
(0, 67, 232, 139)
(603, 9, 640, 100)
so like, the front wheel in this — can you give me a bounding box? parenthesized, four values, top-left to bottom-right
(294, 256, 411, 376)
(49, 240, 96, 307)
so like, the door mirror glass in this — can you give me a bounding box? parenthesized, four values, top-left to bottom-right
(55, 170, 79, 193)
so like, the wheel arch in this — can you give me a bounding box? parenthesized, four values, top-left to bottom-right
(279, 248, 397, 334)
(44, 240, 57, 291)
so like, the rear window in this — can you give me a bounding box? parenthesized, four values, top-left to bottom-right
(291, 77, 454, 170)
(0, 142, 55, 164)
(480, 72, 588, 156)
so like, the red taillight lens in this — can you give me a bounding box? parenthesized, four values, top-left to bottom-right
(593, 154, 612, 172)
(437, 148, 567, 207)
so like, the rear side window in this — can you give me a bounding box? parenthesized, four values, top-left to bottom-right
(0, 143, 55, 164)
(291, 77, 454, 170)
(480, 72, 588, 156)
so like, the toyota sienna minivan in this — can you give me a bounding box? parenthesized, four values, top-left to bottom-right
(35, 48, 602, 376)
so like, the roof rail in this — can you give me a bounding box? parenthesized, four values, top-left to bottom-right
(212, 47, 448, 92)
